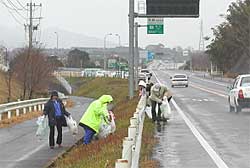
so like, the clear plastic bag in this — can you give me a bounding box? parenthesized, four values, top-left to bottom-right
(36, 115, 49, 140)
(97, 124, 112, 139)
(65, 115, 78, 135)
(160, 100, 172, 119)
(145, 106, 152, 119)
(97, 112, 116, 139)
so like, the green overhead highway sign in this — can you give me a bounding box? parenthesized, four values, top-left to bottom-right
(147, 18, 164, 34)
(147, 25, 164, 34)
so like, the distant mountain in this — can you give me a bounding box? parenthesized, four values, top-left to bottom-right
(0, 26, 116, 49)
(41, 27, 116, 48)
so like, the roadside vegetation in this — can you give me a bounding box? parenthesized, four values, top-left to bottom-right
(207, 1, 250, 74)
(49, 77, 157, 168)
(0, 71, 22, 103)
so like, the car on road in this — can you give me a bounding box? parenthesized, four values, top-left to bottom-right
(95, 70, 106, 77)
(228, 74, 250, 112)
(139, 69, 152, 82)
(171, 74, 189, 87)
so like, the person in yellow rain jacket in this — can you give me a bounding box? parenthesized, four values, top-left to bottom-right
(79, 95, 113, 144)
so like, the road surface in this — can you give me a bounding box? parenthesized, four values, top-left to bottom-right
(150, 67, 250, 168)
(0, 96, 92, 168)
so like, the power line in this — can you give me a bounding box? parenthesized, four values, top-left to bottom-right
(6, 0, 22, 10)
(0, 0, 24, 26)
(15, 0, 27, 11)
(6, 0, 27, 20)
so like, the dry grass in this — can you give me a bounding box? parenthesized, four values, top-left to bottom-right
(0, 71, 22, 103)
(50, 98, 138, 168)
(48, 77, 158, 168)
(0, 111, 41, 128)
(65, 99, 74, 108)
(140, 117, 159, 167)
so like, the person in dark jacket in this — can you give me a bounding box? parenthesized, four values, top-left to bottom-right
(43, 91, 70, 149)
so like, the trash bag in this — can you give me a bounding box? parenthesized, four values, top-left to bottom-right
(109, 111, 116, 133)
(97, 111, 116, 139)
(97, 123, 112, 139)
(145, 106, 152, 119)
(36, 115, 49, 140)
(65, 115, 78, 135)
(160, 100, 172, 119)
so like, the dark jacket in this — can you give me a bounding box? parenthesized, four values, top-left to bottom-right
(43, 99, 70, 127)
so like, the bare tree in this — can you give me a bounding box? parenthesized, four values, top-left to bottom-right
(13, 48, 54, 99)
(4, 62, 15, 102)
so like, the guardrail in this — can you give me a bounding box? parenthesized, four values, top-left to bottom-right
(115, 94, 147, 168)
(0, 96, 68, 121)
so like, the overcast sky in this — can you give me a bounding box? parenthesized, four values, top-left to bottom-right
(0, 0, 236, 49)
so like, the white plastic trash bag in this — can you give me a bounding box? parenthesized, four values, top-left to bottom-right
(97, 112, 116, 139)
(36, 115, 49, 140)
(65, 115, 78, 135)
(109, 111, 116, 133)
(145, 106, 152, 119)
(160, 100, 172, 119)
(98, 123, 112, 139)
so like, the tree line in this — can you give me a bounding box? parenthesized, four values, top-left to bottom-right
(5, 47, 99, 102)
(206, 0, 250, 74)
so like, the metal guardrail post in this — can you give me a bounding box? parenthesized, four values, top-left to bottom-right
(122, 137, 134, 167)
(128, 126, 137, 140)
(34, 105, 37, 112)
(0, 114, 2, 121)
(8, 111, 11, 119)
(23, 107, 27, 114)
(116, 94, 146, 168)
(16, 108, 20, 116)
(29, 106, 32, 112)
(38, 104, 42, 111)
(115, 159, 129, 168)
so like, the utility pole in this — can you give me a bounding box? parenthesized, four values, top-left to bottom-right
(129, 0, 135, 98)
(55, 32, 59, 56)
(27, 1, 42, 50)
(104, 33, 112, 70)
(134, 22, 139, 91)
(28, 0, 33, 50)
(199, 19, 205, 51)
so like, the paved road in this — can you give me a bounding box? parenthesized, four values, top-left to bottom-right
(150, 68, 250, 168)
(0, 96, 92, 168)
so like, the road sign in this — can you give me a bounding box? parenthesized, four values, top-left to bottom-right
(147, 52, 154, 61)
(146, 0, 200, 17)
(147, 18, 164, 34)
(108, 59, 117, 68)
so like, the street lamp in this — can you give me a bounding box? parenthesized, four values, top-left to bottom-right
(104, 33, 112, 70)
(54, 32, 59, 56)
(115, 34, 122, 77)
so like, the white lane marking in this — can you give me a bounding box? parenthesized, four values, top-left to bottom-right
(190, 83, 227, 98)
(159, 70, 228, 98)
(16, 129, 69, 162)
(152, 71, 229, 168)
(191, 75, 229, 87)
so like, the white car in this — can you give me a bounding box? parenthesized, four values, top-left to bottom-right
(95, 71, 106, 77)
(139, 69, 152, 81)
(228, 74, 250, 112)
(171, 74, 189, 87)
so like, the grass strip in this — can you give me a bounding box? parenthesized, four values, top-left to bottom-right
(49, 77, 158, 168)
